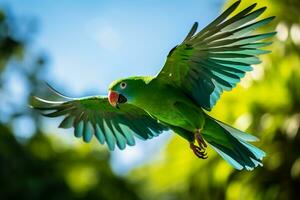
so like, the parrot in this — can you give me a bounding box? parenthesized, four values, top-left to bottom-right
(31, 1, 276, 170)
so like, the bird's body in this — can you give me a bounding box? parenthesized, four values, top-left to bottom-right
(31, 1, 275, 170)
(123, 77, 204, 132)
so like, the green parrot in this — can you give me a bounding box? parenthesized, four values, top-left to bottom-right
(31, 1, 275, 170)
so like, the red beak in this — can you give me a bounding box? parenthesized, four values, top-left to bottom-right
(108, 90, 119, 107)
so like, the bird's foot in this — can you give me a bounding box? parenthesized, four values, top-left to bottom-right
(190, 142, 208, 159)
(189, 129, 208, 159)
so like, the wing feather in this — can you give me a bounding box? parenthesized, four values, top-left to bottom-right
(156, 1, 275, 110)
(31, 90, 168, 150)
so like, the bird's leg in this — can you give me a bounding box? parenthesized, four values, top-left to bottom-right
(189, 129, 208, 159)
(195, 129, 207, 149)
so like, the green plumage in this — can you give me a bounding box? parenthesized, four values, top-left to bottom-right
(31, 1, 275, 170)
(31, 94, 167, 150)
(157, 1, 275, 110)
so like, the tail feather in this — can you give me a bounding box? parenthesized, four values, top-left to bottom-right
(214, 120, 259, 142)
(202, 116, 265, 170)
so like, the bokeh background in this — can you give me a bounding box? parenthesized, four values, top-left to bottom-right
(0, 0, 299, 199)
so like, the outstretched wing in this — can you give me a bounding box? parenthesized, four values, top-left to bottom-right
(31, 89, 168, 151)
(155, 1, 275, 110)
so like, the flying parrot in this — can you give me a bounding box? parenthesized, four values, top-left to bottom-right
(31, 1, 276, 170)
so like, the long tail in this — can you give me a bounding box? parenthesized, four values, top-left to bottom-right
(202, 116, 265, 170)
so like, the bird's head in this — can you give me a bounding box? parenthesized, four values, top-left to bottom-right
(108, 76, 151, 108)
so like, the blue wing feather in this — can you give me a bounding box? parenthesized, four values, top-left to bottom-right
(156, 1, 275, 110)
(30, 88, 168, 150)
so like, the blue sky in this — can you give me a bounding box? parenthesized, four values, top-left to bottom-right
(1, 0, 224, 174)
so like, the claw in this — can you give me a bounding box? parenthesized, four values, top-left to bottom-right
(189, 130, 208, 159)
(195, 129, 207, 149)
(190, 143, 208, 159)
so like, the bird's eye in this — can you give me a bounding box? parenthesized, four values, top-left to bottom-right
(120, 82, 127, 89)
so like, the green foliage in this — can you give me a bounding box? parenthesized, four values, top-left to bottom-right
(0, 125, 141, 200)
(0, 10, 24, 73)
